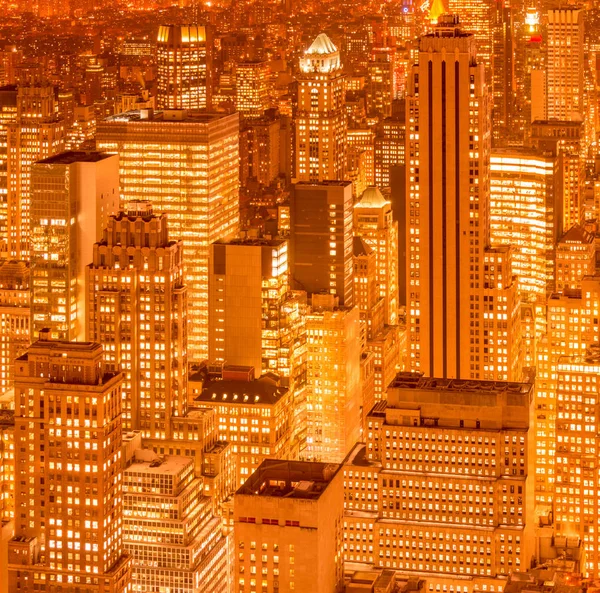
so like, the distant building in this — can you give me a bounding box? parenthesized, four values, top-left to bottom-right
(156, 24, 212, 110)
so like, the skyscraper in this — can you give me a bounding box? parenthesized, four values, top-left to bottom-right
(4, 85, 65, 259)
(354, 186, 399, 326)
(0, 260, 29, 396)
(490, 148, 558, 301)
(291, 181, 353, 307)
(306, 294, 361, 463)
(235, 60, 269, 120)
(406, 16, 520, 380)
(294, 33, 346, 182)
(209, 237, 290, 373)
(546, 9, 584, 122)
(97, 109, 239, 362)
(86, 201, 187, 439)
(30, 151, 119, 341)
(7, 332, 130, 592)
(156, 24, 212, 110)
(555, 348, 600, 578)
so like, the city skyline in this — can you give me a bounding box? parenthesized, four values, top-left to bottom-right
(1, 1, 600, 592)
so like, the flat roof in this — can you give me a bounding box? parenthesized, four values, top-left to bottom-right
(125, 455, 191, 476)
(36, 151, 114, 165)
(103, 109, 236, 124)
(237, 459, 340, 500)
(388, 372, 532, 396)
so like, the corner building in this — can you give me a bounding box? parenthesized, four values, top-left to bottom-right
(343, 372, 535, 578)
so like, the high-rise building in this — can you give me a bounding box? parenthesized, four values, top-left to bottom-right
(555, 225, 595, 292)
(291, 181, 353, 307)
(354, 186, 398, 326)
(86, 201, 187, 439)
(0, 260, 29, 396)
(235, 60, 269, 120)
(367, 45, 396, 118)
(234, 459, 344, 593)
(97, 109, 239, 362)
(156, 24, 212, 110)
(555, 348, 600, 578)
(530, 120, 585, 234)
(406, 16, 521, 380)
(30, 151, 119, 342)
(197, 367, 294, 486)
(4, 85, 65, 259)
(208, 238, 289, 372)
(534, 276, 600, 506)
(305, 294, 361, 463)
(546, 9, 584, 122)
(374, 115, 405, 191)
(123, 448, 229, 592)
(343, 372, 535, 577)
(7, 332, 130, 592)
(490, 148, 558, 301)
(294, 33, 346, 182)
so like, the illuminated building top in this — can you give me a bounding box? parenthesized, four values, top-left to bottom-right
(299, 33, 341, 73)
(428, 0, 447, 23)
(355, 186, 389, 209)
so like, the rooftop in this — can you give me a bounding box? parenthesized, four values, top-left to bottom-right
(388, 372, 532, 397)
(355, 186, 389, 209)
(237, 459, 340, 500)
(305, 33, 338, 55)
(197, 374, 288, 406)
(125, 454, 191, 476)
(36, 151, 114, 165)
(102, 109, 237, 125)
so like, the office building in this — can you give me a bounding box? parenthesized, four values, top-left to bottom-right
(124, 450, 229, 592)
(343, 372, 534, 577)
(555, 225, 595, 292)
(490, 149, 558, 301)
(406, 16, 521, 380)
(86, 201, 187, 439)
(156, 24, 212, 110)
(530, 120, 585, 242)
(0, 260, 29, 396)
(30, 151, 119, 342)
(555, 348, 600, 578)
(235, 60, 269, 120)
(354, 186, 399, 326)
(291, 181, 353, 307)
(234, 459, 344, 593)
(7, 333, 130, 592)
(295, 33, 346, 182)
(4, 85, 65, 259)
(208, 238, 289, 372)
(306, 294, 361, 463)
(534, 276, 600, 506)
(196, 367, 293, 486)
(374, 115, 405, 191)
(97, 109, 239, 362)
(547, 9, 584, 121)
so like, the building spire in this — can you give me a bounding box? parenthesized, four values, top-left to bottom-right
(428, 0, 447, 23)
